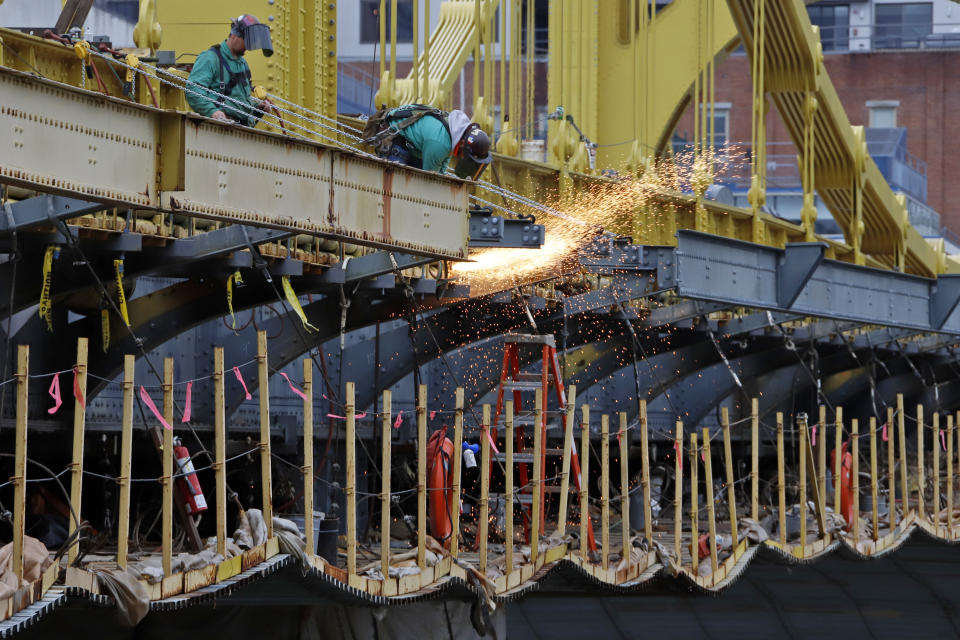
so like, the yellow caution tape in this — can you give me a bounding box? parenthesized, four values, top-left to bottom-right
(113, 259, 130, 327)
(101, 308, 110, 353)
(38, 245, 60, 332)
(226, 270, 243, 331)
(282, 276, 318, 332)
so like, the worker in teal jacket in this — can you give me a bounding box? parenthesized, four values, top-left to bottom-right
(186, 14, 273, 126)
(374, 105, 493, 180)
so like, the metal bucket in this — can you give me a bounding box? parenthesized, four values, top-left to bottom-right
(316, 515, 340, 563)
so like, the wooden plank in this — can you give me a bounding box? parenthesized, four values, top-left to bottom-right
(302, 359, 313, 557)
(721, 407, 737, 546)
(776, 412, 786, 547)
(557, 385, 577, 536)
(68, 337, 87, 566)
(504, 399, 514, 574)
(417, 384, 427, 569)
(949, 415, 955, 532)
(215, 554, 242, 582)
(701, 428, 718, 576)
(818, 405, 827, 516)
(346, 381, 356, 575)
(619, 412, 630, 559)
(531, 391, 543, 563)
(117, 354, 134, 569)
(690, 432, 698, 572)
(799, 415, 807, 555)
(214, 349, 226, 558)
(933, 412, 940, 528)
(852, 419, 861, 545)
(914, 400, 924, 519)
(898, 395, 908, 518)
(380, 389, 392, 576)
(870, 417, 878, 541)
(887, 406, 896, 529)
(450, 388, 464, 558)
(674, 420, 684, 562)
(257, 331, 273, 538)
(640, 399, 652, 544)
(184, 564, 217, 594)
(600, 413, 609, 570)
(12, 345, 27, 583)
(163, 357, 175, 574)
(479, 404, 491, 572)
(581, 405, 591, 563)
(834, 407, 843, 512)
(751, 398, 759, 520)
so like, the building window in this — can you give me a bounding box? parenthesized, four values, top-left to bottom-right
(699, 103, 730, 149)
(807, 4, 849, 52)
(360, 0, 414, 44)
(874, 3, 933, 49)
(867, 100, 899, 128)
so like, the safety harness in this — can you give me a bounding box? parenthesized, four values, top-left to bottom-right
(362, 104, 451, 157)
(209, 45, 252, 114)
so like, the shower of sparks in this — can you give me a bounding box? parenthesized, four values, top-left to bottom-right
(452, 145, 748, 297)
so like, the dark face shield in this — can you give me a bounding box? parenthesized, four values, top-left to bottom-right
(242, 23, 274, 57)
(453, 155, 490, 181)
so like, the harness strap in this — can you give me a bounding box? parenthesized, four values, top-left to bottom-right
(209, 45, 251, 106)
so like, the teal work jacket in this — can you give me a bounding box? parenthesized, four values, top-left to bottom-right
(387, 106, 453, 173)
(186, 41, 259, 127)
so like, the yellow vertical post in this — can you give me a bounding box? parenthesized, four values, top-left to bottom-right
(580, 404, 590, 563)
(378, 0, 386, 84)
(674, 420, 684, 561)
(934, 412, 941, 528)
(776, 412, 785, 546)
(721, 407, 737, 546)
(213, 350, 226, 558)
(346, 381, 357, 575)
(380, 389, 391, 576)
(164, 357, 178, 569)
(640, 400, 653, 544)
(702, 428, 718, 576)
(898, 395, 908, 518)
(870, 417, 878, 541)
(531, 391, 543, 563)
(479, 404, 491, 572)
(68, 338, 88, 566)
(917, 404, 925, 519)
(473, 0, 480, 112)
(505, 399, 514, 573)
(887, 407, 895, 529)
(834, 407, 844, 512)
(412, 0, 419, 101)
(557, 386, 577, 536)
(12, 346, 28, 583)
(799, 414, 808, 550)
(257, 331, 273, 538)
(450, 388, 464, 558)
(619, 412, 630, 559)
(302, 359, 313, 557)
(601, 414, 610, 570)
(818, 405, 827, 510)
(117, 354, 134, 569)
(949, 415, 955, 532)
(417, 384, 427, 569)
(425, 0, 431, 92)
(852, 419, 860, 544)
(751, 398, 759, 520)
(690, 432, 699, 571)
(390, 0, 398, 100)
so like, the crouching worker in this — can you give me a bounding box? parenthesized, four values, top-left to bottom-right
(186, 14, 273, 127)
(364, 104, 493, 180)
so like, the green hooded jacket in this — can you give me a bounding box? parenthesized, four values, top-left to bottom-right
(386, 105, 454, 173)
(186, 41, 259, 127)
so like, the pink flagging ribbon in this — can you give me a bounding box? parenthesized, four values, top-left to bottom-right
(483, 426, 500, 455)
(233, 367, 252, 400)
(882, 422, 888, 442)
(72, 366, 85, 409)
(393, 410, 403, 429)
(326, 411, 367, 420)
(47, 373, 62, 415)
(429, 410, 436, 420)
(181, 381, 192, 423)
(140, 385, 172, 430)
(674, 440, 683, 472)
(941, 429, 947, 451)
(812, 424, 818, 447)
(280, 373, 308, 401)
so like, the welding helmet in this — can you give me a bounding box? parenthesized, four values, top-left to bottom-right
(231, 14, 273, 57)
(452, 124, 492, 180)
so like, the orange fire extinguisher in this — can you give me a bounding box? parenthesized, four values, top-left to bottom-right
(427, 427, 455, 546)
(830, 440, 854, 529)
(173, 437, 208, 515)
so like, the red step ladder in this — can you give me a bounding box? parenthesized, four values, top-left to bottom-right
(491, 333, 597, 552)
